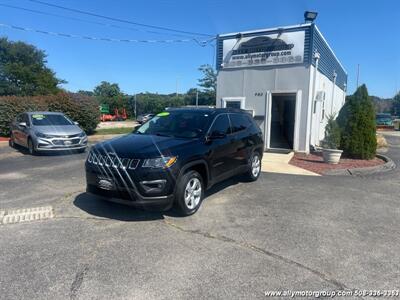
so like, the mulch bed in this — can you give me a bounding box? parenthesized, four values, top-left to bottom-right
(289, 151, 385, 175)
(0, 137, 9, 142)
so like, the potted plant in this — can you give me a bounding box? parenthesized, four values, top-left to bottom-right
(321, 114, 343, 164)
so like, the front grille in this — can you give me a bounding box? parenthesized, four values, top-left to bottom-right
(88, 152, 140, 170)
(52, 138, 80, 146)
(46, 133, 81, 139)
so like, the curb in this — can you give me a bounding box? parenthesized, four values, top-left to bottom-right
(324, 154, 396, 176)
(0, 140, 9, 148)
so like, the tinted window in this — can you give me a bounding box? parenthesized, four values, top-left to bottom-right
(229, 114, 249, 133)
(137, 111, 210, 138)
(209, 114, 231, 136)
(31, 114, 74, 126)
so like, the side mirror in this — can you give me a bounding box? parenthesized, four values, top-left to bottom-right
(74, 121, 79, 125)
(19, 122, 27, 128)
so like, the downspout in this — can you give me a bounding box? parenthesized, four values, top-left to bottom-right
(308, 52, 320, 149)
(342, 83, 347, 106)
(331, 71, 337, 115)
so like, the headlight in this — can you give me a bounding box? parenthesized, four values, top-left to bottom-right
(79, 131, 87, 138)
(142, 156, 177, 169)
(35, 131, 48, 138)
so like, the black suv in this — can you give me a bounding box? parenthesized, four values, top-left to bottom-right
(85, 108, 263, 215)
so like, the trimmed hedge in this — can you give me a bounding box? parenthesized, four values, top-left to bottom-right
(0, 92, 100, 136)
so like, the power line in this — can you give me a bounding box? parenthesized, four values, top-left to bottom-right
(0, 22, 214, 45)
(0, 3, 193, 38)
(27, 0, 213, 37)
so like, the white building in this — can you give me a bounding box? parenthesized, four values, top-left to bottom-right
(216, 22, 347, 153)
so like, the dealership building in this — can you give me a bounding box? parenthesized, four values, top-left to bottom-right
(216, 20, 347, 153)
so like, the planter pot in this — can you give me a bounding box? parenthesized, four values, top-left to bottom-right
(322, 148, 343, 164)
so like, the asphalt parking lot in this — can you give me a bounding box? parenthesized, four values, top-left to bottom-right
(0, 135, 399, 299)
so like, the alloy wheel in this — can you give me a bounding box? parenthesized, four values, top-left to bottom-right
(184, 177, 202, 209)
(251, 154, 261, 177)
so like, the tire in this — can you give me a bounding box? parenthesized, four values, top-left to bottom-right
(244, 151, 261, 182)
(175, 170, 204, 216)
(27, 138, 36, 155)
(9, 134, 15, 148)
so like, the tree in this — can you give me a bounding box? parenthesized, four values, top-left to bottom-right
(0, 37, 64, 96)
(184, 88, 215, 106)
(77, 90, 94, 96)
(322, 114, 341, 149)
(93, 81, 121, 98)
(391, 92, 400, 116)
(372, 95, 393, 114)
(197, 64, 216, 94)
(337, 84, 377, 159)
(93, 81, 129, 116)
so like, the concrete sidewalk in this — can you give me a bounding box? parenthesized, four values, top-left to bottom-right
(261, 152, 320, 176)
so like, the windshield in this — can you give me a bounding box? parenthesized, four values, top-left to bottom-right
(136, 111, 211, 138)
(31, 114, 74, 126)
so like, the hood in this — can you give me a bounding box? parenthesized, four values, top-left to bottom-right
(92, 133, 199, 158)
(33, 125, 83, 136)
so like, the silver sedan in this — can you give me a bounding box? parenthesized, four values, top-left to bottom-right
(10, 111, 88, 155)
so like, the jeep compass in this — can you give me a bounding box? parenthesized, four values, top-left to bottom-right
(85, 108, 263, 215)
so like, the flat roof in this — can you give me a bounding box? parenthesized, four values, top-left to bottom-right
(218, 23, 312, 38)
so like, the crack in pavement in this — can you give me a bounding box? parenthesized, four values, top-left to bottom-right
(58, 216, 116, 222)
(163, 219, 350, 291)
(70, 265, 89, 299)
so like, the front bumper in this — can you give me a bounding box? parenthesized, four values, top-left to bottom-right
(36, 136, 88, 151)
(86, 185, 174, 210)
(85, 165, 178, 210)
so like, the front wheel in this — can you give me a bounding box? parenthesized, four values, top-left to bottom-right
(244, 152, 261, 181)
(27, 138, 36, 155)
(175, 170, 204, 216)
(9, 134, 15, 148)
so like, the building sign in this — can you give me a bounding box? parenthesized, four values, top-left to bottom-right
(222, 31, 305, 68)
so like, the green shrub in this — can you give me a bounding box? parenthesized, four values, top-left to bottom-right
(0, 92, 100, 136)
(321, 114, 341, 149)
(337, 84, 377, 159)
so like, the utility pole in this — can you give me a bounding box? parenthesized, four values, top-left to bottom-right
(134, 94, 137, 120)
(196, 89, 199, 107)
(175, 77, 179, 97)
(356, 64, 360, 88)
